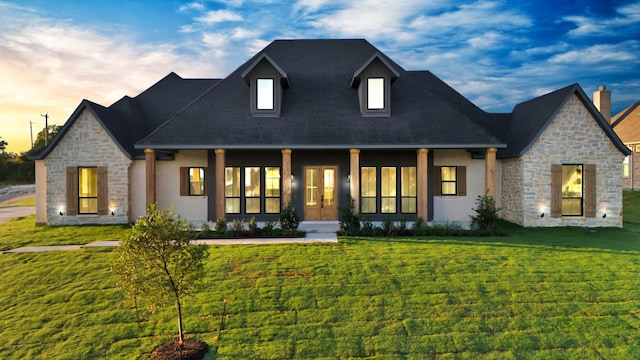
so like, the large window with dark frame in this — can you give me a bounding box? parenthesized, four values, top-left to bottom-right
(265, 167, 281, 214)
(361, 167, 377, 213)
(401, 167, 417, 213)
(225, 167, 241, 214)
(245, 167, 261, 214)
(78, 167, 98, 214)
(561, 164, 583, 216)
(381, 167, 396, 213)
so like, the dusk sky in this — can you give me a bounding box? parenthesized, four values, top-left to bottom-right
(1, 0, 639, 154)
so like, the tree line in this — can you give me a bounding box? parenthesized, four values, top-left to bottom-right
(0, 125, 61, 184)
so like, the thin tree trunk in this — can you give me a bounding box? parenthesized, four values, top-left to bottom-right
(176, 297, 184, 344)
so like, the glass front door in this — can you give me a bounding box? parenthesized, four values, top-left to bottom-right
(304, 166, 338, 220)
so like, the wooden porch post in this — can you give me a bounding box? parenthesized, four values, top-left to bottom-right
(144, 148, 156, 206)
(215, 149, 225, 220)
(417, 148, 429, 221)
(282, 149, 292, 206)
(350, 149, 360, 214)
(485, 148, 497, 197)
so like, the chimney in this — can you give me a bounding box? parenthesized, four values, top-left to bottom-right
(593, 85, 611, 123)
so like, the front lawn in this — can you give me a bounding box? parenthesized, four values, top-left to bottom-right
(0, 192, 638, 359)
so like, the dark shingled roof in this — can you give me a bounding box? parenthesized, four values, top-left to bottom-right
(500, 83, 630, 158)
(32, 39, 630, 160)
(31, 73, 219, 159)
(136, 39, 505, 150)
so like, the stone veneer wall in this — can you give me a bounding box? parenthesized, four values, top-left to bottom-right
(499, 157, 524, 225)
(43, 108, 131, 225)
(520, 94, 625, 227)
(623, 145, 640, 190)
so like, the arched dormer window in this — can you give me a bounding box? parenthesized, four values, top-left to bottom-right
(241, 53, 289, 116)
(351, 53, 399, 116)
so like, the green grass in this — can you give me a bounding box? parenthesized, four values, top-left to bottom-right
(0, 215, 131, 251)
(0, 196, 36, 207)
(0, 192, 639, 359)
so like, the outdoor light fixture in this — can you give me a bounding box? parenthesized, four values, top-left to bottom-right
(540, 213, 544, 218)
(111, 211, 115, 216)
(291, 174, 294, 181)
(602, 213, 607, 218)
(59, 211, 64, 216)
(347, 174, 351, 183)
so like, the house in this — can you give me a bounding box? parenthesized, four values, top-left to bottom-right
(30, 39, 631, 228)
(609, 94, 640, 190)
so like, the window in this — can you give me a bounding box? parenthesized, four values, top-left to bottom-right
(367, 78, 384, 110)
(401, 167, 417, 213)
(623, 156, 630, 178)
(381, 167, 396, 213)
(225, 167, 240, 213)
(561, 164, 583, 216)
(441, 167, 457, 196)
(189, 168, 205, 195)
(265, 167, 281, 213)
(257, 78, 274, 110)
(245, 167, 260, 213)
(78, 167, 98, 214)
(361, 167, 377, 213)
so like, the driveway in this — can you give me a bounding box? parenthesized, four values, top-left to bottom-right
(0, 206, 36, 224)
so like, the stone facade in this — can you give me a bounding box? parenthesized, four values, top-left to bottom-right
(499, 157, 524, 225)
(622, 145, 640, 190)
(42, 108, 131, 225)
(503, 94, 625, 227)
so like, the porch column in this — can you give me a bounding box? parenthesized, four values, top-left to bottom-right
(215, 149, 225, 220)
(144, 148, 156, 206)
(282, 149, 292, 206)
(417, 148, 429, 221)
(349, 149, 360, 213)
(485, 148, 497, 197)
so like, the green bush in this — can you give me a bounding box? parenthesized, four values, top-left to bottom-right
(279, 203, 300, 231)
(470, 193, 501, 231)
(339, 196, 360, 235)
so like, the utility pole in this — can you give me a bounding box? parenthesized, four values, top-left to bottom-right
(41, 113, 48, 146)
(29, 120, 34, 147)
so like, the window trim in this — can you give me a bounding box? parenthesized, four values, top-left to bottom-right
(361, 167, 377, 214)
(367, 77, 385, 110)
(265, 167, 281, 214)
(381, 167, 397, 214)
(225, 167, 241, 214)
(433, 166, 466, 197)
(189, 167, 205, 196)
(256, 78, 275, 111)
(401, 166, 417, 214)
(78, 166, 98, 214)
(560, 164, 584, 217)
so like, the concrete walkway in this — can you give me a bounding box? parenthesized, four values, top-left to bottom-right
(2, 233, 338, 254)
(0, 206, 36, 224)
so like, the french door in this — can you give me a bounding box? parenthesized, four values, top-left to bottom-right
(303, 166, 338, 220)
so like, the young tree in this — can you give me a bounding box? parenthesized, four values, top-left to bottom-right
(113, 204, 209, 344)
(0, 137, 7, 153)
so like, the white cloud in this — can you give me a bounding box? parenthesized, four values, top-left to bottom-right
(0, 4, 224, 152)
(564, 1, 640, 36)
(195, 9, 243, 25)
(548, 41, 639, 65)
(178, 2, 205, 12)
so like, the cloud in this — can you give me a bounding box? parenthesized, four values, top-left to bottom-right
(195, 9, 243, 25)
(178, 1, 205, 12)
(0, 4, 224, 152)
(564, 1, 640, 36)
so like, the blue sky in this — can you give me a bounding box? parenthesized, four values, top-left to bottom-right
(1, 0, 639, 153)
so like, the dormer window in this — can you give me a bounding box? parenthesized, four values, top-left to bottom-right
(351, 53, 399, 117)
(257, 78, 274, 110)
(241, 53, 289, 116)
(367, 78, 385, 110)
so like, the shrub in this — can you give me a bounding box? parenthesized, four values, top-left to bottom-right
(339, 196, 360, 235)
(470, 193, 500, 231)
(382, 216, 396, 237)
(215, 218, 228, 235)
(279, 203, 300, 231)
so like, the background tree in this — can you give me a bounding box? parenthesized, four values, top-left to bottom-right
(0, 137, 7, 153)
(113, 204, 209, 345)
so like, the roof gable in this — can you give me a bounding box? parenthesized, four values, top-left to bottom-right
(240, 53, 290, 88)
(611, 100, 640, 144)
(350, 52, 400, 87)
(501, 84, 630, 158)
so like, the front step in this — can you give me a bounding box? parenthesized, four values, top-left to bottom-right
(298, 221, 340, 233)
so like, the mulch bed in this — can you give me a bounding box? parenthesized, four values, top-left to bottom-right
(149, 339, 209, 360)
